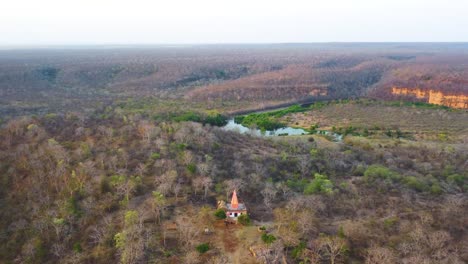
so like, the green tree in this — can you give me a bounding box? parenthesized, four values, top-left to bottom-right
(214, 209, 226, 219)
(363, 165, 395, 182)
(237, 214, 250, 225)
(304, 173, 334, 195)
(114, 210, 144, 264)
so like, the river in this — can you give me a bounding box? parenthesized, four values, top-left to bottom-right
(222, 119, 343, 141)
(222, 119, 308, 136)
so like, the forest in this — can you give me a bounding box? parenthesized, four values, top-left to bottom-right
(0, 44, 467, 264)
(2, 44, 468, 119)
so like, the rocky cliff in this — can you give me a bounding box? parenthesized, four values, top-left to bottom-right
(391, 87, 468, 109)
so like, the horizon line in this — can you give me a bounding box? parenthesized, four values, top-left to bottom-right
(2, 41, 468, 50)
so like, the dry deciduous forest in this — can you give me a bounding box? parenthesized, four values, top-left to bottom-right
(0, 44, 467, 264)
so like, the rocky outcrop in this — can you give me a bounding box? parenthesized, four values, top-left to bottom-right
(309, 88, 328, 96)
(391, 87, 468, 109)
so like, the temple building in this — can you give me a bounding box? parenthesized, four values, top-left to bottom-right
(226, 190, 247, 219)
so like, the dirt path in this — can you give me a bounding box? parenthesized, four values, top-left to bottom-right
(211, 221, 258, 264)
(213, 221, 240, 253)
(222, 224, 239, 253)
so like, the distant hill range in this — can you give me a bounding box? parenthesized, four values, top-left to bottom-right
(0, 43, 467, 118)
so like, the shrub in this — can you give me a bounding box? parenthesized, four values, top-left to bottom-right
(286, 178, 309, 192)
(430, 183, 443, 195)
(195, 243, 210, 254)
(150, 152, 161, 159)
(66, 195, 82, 217)
(237, 214, 250, 225)
(100, 177, 111, 193)
(353, 164, 366, 176)
(204, 113, 228, 126)
(304, 173, 334, 195)
(337, 226, 345, 238)
(114, 232, 126, 249)
(124, 210, 139, 226)
(214, 209, 226, 219)
(172, 111, 227, 126)
(383, 217, 399, 230)
(309, 124, 319, 133)
(447, 174, 466, 187)
(73, 242, 82, 253)
(31, 237, 46, 261)
(364, 165, 396, 183)
(261, 233, 277, 245)
(291, 241, 306, 259)
(403, 176, 428, 192)
(173, 111, 202, 122)
(437, 133, 448, 141)
(186, 163, 197, 174)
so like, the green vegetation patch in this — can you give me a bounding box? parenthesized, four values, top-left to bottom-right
(173, 111, 228, 126)
(234, 101, 336, 131)
(261, 233, 277, 245)
(214, 209, 227, 219)
(234, 114, 286, 131)
(364, 165, 400, 183)
(304, 173, 334, 195)
(195, 243, 210, 254)
(234, 104, 313, 130)
(237, 214, 251, 225)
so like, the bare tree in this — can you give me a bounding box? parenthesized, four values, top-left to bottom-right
(296, 209, 317, 235)
(173, 182, 182, 200)
(135, 163, 146, 177)
(224, 179, 245, 200)
(297, 155, 311, 178)
(254, 241, 285, 264)
(183, 250, 200, 264)
(197, 162, 210, 176)
(192, 177, 204, 195)
(181, 150, 194, 166)
(50, 243, 65, 258)
(149, 191, 166, 224)
(316, 236, 347, 264)
(401, 255, 432, 264)
(137, 121, 159, 143)
(261, 183, 277, 210)
(276, 182, 292, 199)
(155, 170, 177, 196)
(194, 176, 213, 199)
(365, 246, 396, 264)
(176, 215, 200, 248)
(201, 177, 213, 199)
(428, 231, 451, 260)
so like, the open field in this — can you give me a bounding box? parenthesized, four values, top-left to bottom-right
(279, 101, 468, 141)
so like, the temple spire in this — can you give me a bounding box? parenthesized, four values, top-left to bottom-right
(231, 190, 239, 209)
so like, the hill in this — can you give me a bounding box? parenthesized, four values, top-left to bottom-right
(0, 44, 467, 264)
(1, 44, 468, 120)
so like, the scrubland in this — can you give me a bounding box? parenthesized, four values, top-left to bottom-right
(0, 44, 467, 263)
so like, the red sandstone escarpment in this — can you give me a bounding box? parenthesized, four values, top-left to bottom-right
(391, 87, 468, 109)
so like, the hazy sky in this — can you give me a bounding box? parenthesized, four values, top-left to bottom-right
(1, 0, 468, 45)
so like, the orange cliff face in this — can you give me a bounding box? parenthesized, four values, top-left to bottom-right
(391, 87, 468, 109)
(309, 88, 328, 96)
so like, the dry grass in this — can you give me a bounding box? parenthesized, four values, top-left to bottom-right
(280, 103, 468, 140)
(209, 221, 258, 264)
